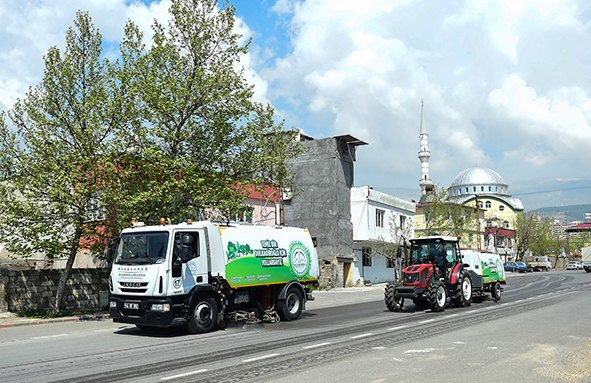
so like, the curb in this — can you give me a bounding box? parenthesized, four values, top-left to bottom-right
(0, 313, 111, 329)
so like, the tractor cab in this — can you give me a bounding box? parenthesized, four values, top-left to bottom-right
(407, 236, 461, 282)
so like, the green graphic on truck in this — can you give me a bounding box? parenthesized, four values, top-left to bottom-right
(224, 238, 315, 287)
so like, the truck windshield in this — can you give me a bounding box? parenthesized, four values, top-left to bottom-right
(115, 232, 169, 265)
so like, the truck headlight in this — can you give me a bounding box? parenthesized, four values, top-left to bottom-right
(150, 303, 170, 312)
(109, 301, 117, 308)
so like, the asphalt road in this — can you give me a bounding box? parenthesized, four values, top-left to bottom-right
(1, 270, 590, 383)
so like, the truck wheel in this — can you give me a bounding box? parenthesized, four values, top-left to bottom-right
(278, 287, 303, 321)
(452, 270, 472, 307)
(384, 282, 403, 312)
(427, 277, 447, 312)
(491, 281, 502, 301)
(184, 294, 218, 334)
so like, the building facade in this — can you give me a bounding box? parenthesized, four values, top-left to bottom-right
(350, 186, 415, 285)
(282, 134, 368, 288)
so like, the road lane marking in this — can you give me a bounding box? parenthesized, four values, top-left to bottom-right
(419, 319, 435, 324)
(388, 325, 408, 331)
(303, 342, 331, 349)
(350, 333, 373, 339)
(161, 369, 208, 380)
(243, 354, 280, 363)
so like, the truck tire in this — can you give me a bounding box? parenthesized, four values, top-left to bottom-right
(427, 277, 447, 312)
(185, 294, 218, 334)
(491, 281, 502, 301)
(278, 287, 303, 321)
(452, 270, 472, 307)
(384, 282, 403, 312)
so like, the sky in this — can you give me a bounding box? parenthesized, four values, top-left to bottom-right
(1, 0, 591, 212)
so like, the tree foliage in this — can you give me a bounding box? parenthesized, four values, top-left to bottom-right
(513, 212, 574, 261)
(0, 0, 302, 313)
(103, 0, 302, 229)
(0, 11, 136, 313)
(419, 185, 480, 240)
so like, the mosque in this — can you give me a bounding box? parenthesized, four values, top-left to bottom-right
(414, 103, 523, 259)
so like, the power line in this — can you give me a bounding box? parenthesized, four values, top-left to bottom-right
(513, 185, 591, 196)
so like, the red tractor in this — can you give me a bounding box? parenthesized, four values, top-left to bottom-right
(384, 235, 479, 312)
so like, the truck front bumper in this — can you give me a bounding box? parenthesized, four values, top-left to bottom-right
(109, 296, 181, 327)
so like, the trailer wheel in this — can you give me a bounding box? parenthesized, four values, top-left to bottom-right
(427, 277, 447, 312)
(491, 281, 502, 301)
(452, 270, 472, 307)
(185, 294, 218, 334)
(384, 282, 403, 312)
(278, 287, 303, 321)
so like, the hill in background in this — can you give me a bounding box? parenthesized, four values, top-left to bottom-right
(533, 204, 591, 223)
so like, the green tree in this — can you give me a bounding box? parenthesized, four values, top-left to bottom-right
(107, 0, 302, 226)
(513, 212, 572, 264)
(0, 12, 137, 314)
(420, 185, 480, 240)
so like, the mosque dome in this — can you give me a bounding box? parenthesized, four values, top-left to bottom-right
(449, 167, 509, 196)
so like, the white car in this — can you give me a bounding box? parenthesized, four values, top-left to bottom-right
(566, 261, 583, 270)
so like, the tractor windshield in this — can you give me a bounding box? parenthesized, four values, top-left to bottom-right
(409, 242, 444, 266)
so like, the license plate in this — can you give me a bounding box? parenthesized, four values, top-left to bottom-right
(124, 302, 139, 310)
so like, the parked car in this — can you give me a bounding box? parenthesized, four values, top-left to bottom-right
(504, 261, 531, 273)
(504, 261, 518, 272)
(516, 261, 534, 273)
(566, 261, 583, 270)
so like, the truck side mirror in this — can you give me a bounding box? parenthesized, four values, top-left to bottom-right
(180, 245, 193, 262)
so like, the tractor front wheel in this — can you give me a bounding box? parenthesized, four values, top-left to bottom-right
(384, 282, 403, 312)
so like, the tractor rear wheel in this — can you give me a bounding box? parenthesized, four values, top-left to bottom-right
(384, 282, 403, 312)
(452, 270, 472, 307)
(427, 277, 447, 312)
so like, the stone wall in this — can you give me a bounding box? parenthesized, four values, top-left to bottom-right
(0, 268, 110, 313)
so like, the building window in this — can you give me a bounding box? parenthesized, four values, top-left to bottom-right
(489, 186, 492, 191)
(503, 220, 509, 228)
(499, 205, 505, 211)
(386, 257, 395, 268)
(481, 186, 484, 192)
(485, 201, 492, 209)
(466, 187, 468, 193)
(473, 186, 476, 192)
(487, 220, 492, 228)
(362, 247, 372, 267)
(478, 201, 483, 208)
(376, 209, 385, 228)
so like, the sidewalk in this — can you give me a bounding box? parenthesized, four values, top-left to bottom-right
(0, 283, 388, 329)
(0, 311, 111, 329)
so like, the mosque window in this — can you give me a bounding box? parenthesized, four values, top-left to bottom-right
(486, 220, 492, 227)
(489, 186, 492, 191)
(481, 186, 484, 191)
(473, 186, 476, 192)
(503, 221, 509, 228)
(465, 187, 468, 193)
(485, 201, 491, 208)
(478, 201, 483, 208)
(499, 205, 505, 211)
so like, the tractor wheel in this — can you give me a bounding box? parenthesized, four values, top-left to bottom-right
(452, 270, 472, 307)
(491, 281, 502, 301)
(427, 277, 447, 312)
(384, 282, 403, 312)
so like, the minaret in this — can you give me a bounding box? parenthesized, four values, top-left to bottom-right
(418, 101, 432, 194)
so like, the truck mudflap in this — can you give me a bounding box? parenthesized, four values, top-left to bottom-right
(109, 296, 180, 327)
(395, 286, 426, 299)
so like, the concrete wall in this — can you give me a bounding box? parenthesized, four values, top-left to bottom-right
(283, 136, 360, 288)
(0, 268, 110, 313)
